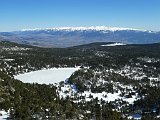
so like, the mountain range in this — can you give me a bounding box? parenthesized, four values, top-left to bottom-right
(0, 26, 160, 48)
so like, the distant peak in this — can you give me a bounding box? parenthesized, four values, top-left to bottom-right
(21, 26, 144, 32)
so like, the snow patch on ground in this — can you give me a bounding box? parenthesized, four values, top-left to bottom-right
(57, 81, 139, 105)
(80, 91, 138, 104)
(101, 43, 126, 47)
(14, 67, 79, 84)
(0, 110, 9, 120)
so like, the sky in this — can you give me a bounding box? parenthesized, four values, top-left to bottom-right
(0, 0, 160, 32)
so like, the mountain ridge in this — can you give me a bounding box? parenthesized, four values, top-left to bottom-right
(0, 26, 160, 48)
(21, 26, 144, 32)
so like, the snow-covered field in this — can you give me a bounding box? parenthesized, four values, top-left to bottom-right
(101, 43, 126, 47)
(58, 83, 139, 105)
(14, 67, 79, 84)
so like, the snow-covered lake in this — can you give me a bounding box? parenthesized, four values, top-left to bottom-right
(14, 67, 79, 84)
(101, 43, 126, 47)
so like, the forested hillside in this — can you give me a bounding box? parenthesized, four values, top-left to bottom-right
(0, 41, 160, 119)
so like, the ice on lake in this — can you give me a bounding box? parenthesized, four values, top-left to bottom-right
(14, 67, 79, 84)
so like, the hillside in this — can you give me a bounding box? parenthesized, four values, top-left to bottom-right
(0, 41, 160, 119)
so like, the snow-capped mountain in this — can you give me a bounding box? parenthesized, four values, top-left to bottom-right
(0, 26, 160, 48)
(21, 26, 141, 32)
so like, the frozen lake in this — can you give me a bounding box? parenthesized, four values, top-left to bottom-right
(14, 67, 79, 84)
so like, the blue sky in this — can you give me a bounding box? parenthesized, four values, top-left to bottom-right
(0, 0, 160, 31)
